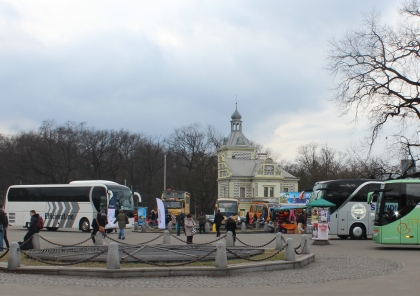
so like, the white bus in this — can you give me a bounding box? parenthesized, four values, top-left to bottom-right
(5, 180, 137, 232)
(310, 179, 383, 239)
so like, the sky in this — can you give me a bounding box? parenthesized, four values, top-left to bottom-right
(0, 0, 401, 161)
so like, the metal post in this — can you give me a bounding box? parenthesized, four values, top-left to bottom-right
(164, 154, 166, 191)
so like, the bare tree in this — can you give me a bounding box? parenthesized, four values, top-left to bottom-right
(327, 1, 420, 176)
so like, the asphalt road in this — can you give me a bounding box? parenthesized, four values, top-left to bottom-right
(1, 226, 419, 296)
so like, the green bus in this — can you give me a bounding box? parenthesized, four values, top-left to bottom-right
(368, 179, 420, 244)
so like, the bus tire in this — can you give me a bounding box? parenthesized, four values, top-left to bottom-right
(46, 227, 58, 231)
(79, 218, 91, 232)
(338, 235, 348, 239)
(349, 224, 365, 240)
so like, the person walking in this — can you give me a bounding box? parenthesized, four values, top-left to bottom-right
(114, 209, 128, 240)
(151, 210, 156, 227)
(176, 210, 185, 236)
(297, 211, 305, 234)
(198, 211, 206, 234)
(0, 204, 7, 252)
(91, 210, 105, 244)
(184, 214, 196, 244)
(225, 212, 236, 242)
(22, 210, 41, 248)
(214, 210, 224, 237)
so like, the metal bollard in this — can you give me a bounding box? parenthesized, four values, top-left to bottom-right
(107, 242, 120, 269)
(141, 223, 147, 233)
(275, 232, 285, 250)
(285, 238, 295, 261)
(215, 241, 227, 268)
(134, 222, 139, 231)
(167, 221, 173, 234)
(255, 221, 260, 230)
(226, 231, 234, 247)
(302, 234, 310, 254)
(8, 242, 20, 268)
(241, 222, 246, 232)
(32, 233, 40, 250)
(163, 230, 170, 244)
(95, 233, 104, 246)
(263, 223, 269, 232)
(205, 222, 210, 233)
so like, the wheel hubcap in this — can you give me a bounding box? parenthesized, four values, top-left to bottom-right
(82, 221, 89, 231)
(352, 226, 363, 238)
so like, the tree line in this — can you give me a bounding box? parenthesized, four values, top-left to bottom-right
(0, 120, 396, 212)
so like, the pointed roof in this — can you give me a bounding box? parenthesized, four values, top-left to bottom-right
(231, 108, 242, 120)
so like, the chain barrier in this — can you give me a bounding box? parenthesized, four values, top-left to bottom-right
(235, 236, 277, 248)
(106, 233, 164, 247)
(294, 240, 306, 255)
(170, 234, 226, 245)
(225, 246, 285, 262)
(39, 235, 92, 247)
(141, 223, 166, 233)
(0, 248, 9, 258)
(20, 248, 108, 266)
(119, 246, 217, 267)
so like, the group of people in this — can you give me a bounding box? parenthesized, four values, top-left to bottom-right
(91, 209, 130, 242)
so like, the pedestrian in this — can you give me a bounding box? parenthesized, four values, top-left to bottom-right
(0, 204, 7, 252)
(297, 211, 305, 234)
(23, 210, 41, 248)
(198, 211, 206, 234)
(176, 210, 185, 236)
(225, 212, 236, 242)
(3, 212, 10, 249)
(184, 214, 196, 244)
(245, 211, 250, 225)
(214, 210, 224, 237)
(151, 210, 156, 227)
(91, 210, 105, 244)
(114, 209, 128, 240)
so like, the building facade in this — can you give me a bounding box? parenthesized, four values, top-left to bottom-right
(217, 107, 299, 215)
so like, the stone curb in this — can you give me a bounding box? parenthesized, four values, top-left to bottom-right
(0, 254, 315, 278)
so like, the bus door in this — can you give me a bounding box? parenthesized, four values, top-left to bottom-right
(380, 183, 401, 244)
(400, 183, 420, 244)
(336, 211, 347, 235)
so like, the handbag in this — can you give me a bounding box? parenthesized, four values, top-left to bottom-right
(191, 226, 196, 235)
(96, 219, 105, 234)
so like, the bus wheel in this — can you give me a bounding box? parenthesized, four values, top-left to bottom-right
(80, 218, 91, 232)
(349, 224, 365, 240)
(338, 235, 348, 239)
(46, 227, 58, 231)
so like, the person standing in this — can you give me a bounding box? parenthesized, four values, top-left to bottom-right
(114, 209, 128, 240)
(151, 210, 156, 227)
(3, 212, 10, 249)
(225, 213, 236, 242)
(0, 204, 7, 252)
(184, 214, 196, 244)
(198, 211, 206, 234)
(245, 211, 250, 226)
(214, 210, 224, 237)
(91, 210, 105, 244)
(23, 210, 40, 247)
(297, 211, 305, 234)
(176, 210, 185, 236)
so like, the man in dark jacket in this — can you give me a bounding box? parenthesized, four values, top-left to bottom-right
(225, 213, 236, 241)
(0, 204, 7, 252)
(214, 210, 224, 237)
(176, 210, 185, 236)
(23, 210, 40, 245)
(91, 210, 105, 243)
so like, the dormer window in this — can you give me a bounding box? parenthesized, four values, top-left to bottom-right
(265, 165, 274, 175)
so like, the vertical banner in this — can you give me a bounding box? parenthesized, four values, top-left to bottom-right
(107, 208, 116, 228)
(156, 198, 166, 229)
(137, 207, 147, 226)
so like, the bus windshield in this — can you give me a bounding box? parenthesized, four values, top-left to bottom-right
(218, 202, 238, 215)
(163, 201, 183, 208)
(108, 185, 134, 211)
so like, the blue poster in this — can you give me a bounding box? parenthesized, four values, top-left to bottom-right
(279, 191, 311, 205)
(137, 207, 147, 226)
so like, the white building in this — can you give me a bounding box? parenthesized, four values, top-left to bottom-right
(217, 107, 299, 215)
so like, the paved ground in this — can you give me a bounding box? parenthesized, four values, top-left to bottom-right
(1, 227, 419, 295)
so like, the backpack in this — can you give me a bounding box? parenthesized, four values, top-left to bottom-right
(36, 215, 44, 230)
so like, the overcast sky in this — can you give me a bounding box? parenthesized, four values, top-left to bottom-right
(0, 0, 401, 160)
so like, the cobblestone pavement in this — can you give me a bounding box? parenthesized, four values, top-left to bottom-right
(0, 254, 400, 288)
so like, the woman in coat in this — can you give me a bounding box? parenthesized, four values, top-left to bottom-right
(184, 214, 196, 244)
(114, 209, 128, 240)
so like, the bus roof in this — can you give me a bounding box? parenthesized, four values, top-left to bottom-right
(217, 198, 238, 202)
(69, 180, 120, 185)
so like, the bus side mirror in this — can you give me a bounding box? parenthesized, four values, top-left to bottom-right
(367, 192, 373, 205)
(108, 190, 114, 199)
(134, 192, 141, 203)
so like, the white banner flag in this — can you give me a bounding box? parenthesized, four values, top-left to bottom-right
(156, 198, 166, 229)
